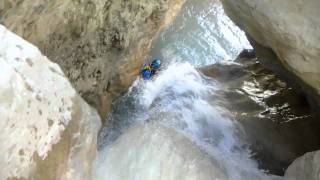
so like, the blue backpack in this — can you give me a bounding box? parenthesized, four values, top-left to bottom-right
(141, 65, 152, 80)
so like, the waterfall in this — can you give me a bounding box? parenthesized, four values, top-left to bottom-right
(93, 0, 279, 179)
(94, 63, 279, 180)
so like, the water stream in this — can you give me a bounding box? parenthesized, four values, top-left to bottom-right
(149, 0, 251, 66)
(93, 0, 279, 179)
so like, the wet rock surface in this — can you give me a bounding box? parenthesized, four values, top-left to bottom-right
(0, 0, 185, 119)
(0, 25, 101, 180)
(220, 0, 320, 99)
(201, 50, 320, 175)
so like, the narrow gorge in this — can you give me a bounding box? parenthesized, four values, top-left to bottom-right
(0, 0, 319, 180)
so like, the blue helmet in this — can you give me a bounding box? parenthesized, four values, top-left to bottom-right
(151, 59, 161, 70)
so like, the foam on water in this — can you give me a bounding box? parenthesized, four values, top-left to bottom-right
(149, 0, 252, 66)
(95, 62, 279, 180)
(94, 0, 279, 179)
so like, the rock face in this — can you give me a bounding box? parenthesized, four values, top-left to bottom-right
(201, 50, 320, 175)
(220, 0, 320, 100)
(0, 25, 101, 179)
(0, 0, 185, 119)
(219, 1, 320, 177)
(284, 151, 320, 180)
(93, 122, 228, 180)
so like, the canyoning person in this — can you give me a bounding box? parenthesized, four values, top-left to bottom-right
(141, 58, 161, 80)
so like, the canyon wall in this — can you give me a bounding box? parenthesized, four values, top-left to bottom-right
(220, 0, 320, 178)
(220, 0, 320, 103)
(0, 25, 101, 180)
(0, 0, 185, 119)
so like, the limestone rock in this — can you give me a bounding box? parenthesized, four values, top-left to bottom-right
(1, 0, 185, 119)
(284, 151, 320, 180)
(0, 25, 101, 179)
(220, 0, 320, 97)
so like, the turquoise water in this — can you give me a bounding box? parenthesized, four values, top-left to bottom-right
(148, 0, 251, 66)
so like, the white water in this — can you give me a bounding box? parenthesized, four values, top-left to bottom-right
(94, 64, 279, 180)
(93, 0, 279, 179)
(149, 0, 251, 66)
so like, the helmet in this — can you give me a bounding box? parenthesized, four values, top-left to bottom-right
(141, 67, 152, 80)
(151, 59, 161, 70)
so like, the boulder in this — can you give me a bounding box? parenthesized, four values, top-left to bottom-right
(0, 25, 101, 179)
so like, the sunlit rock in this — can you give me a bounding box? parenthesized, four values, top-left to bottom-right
(0, 25, 101, 179)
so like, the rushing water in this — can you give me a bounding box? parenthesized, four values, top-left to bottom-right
(148, 0, 251, 66)
(93, 0, 279, 180)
